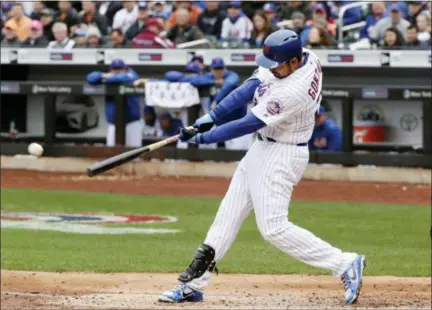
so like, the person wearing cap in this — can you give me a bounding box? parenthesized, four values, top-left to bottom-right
(142, 106, 162, 137)
(407, 1, 428, 25)
(220, 1, 253, 42)
(308, 106, 342, 152)
(263, 3, 279, 25)
(132, 17, 175, 48)
(21, 20, 49, 47)
(149, 1, 171, 21)
(289, 11, 306, 35)
(369, 4, 410, 44)
(54, 0, 79, 31)
(166, 1, 202, 29)
(166, 8, 207, 46)
(30, 1, 46, 20)
(359, 2, 387, 40)
(1, 22, 21, 47)
(71, 27, 87, 47)
(326, 1, 361, 26)
(4, 3, 32, 42)
(47, 22, 76, 50)
(105, 28, 131, 48)
(197, 1, 226, 39)
(40, 8, 56, 41)
(86, 25, 104, 47)
(125, 1, 149, 40)
(86, 58, 142, 147)
(157, 112, 184, 137)
(113, 1, 139, 34)
(191, 54, 206, 74)
(78, 1, 108, 36)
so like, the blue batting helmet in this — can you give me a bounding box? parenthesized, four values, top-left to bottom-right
(255, 30, 302, 69)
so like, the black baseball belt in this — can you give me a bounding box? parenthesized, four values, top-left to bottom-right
(257, 133, 307, 147)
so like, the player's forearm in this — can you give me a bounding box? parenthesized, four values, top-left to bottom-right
(209, 78, 260, 123)
(199, 112, 265, 144)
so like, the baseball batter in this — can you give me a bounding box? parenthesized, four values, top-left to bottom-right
(159, 30, 366, 305)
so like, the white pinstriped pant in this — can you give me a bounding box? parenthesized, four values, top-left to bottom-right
(187, 140, 357, 292)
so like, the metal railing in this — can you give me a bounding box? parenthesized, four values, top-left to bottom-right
(338, 1, 372, 45)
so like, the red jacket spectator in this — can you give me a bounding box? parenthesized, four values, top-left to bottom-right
(132, 18, 175, 48)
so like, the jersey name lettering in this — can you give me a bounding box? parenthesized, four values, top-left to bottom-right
(307, 61, 322, 101)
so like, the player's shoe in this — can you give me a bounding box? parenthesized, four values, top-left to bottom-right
(158, 283, 203, 303)
(341, 254, 366, 304)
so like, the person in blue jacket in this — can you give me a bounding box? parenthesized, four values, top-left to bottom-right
(308, 105, 342, 152)
(158, 112, 184, 137)
(86, 58, 142, 147)
(359, 2, 388, 40)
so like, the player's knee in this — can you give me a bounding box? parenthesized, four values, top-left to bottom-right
(258, 220, 294, 244)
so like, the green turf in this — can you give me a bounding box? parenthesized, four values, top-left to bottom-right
(1, 188, 430, 276)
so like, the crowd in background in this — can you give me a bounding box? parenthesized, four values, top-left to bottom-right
(1, 1, 431, 50)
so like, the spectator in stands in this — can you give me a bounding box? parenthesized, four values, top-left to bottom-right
(55, 0, 79, 31)
(142, 106, 162, 137)
(72, 28, 87, 47)
(85, 25, 103, 47)
(125, 1, 149, 40)
(249, 11, 276, 48)
(306, 26, 334, 49)
(381, 27, 404, 49)
(416, 13, 431, 42)
(1, 23, 21, 47)
(279, 1, 312, 21)
(79, 1, 108, 36)
(47, 22, 75, 50)
(407, 1, 428, 26)
(197, 1, 225, 39)
(289, 11, 306, 35)
(149, 1, 171, 20)
(113, 1, 138, 34)
(105, 28, 130, 48)
(309, 106, 342, 152)
(404, 24, 429, 49)
(1, 3, 13, 23)
(132, 17, 175, 48)
(5, 3, 32, 42)
(30, 1, 45, 20)
(300, 4, 336, 45)
(327, 1, 362, 26)
(86, 58, 142, 147)
(97, 1, 122, 27)
(166, 1, 202, 29)
(370, 5, 410, 44)
(40, 8, 55, 41)
(359, 2, 387, 40)
(263, 3, 279, 25)
(21, 20, 49, 47)
(166, 8, 207, 46)
(220, 1, 253, 42)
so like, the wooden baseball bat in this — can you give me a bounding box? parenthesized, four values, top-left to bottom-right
(86, 134, 182, 177)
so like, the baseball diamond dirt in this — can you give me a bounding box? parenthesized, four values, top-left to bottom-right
(1, 169, 431, 309)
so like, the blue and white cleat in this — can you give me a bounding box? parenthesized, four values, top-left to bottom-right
(158, 283, 203, 303)
(341, 255, 366, 304)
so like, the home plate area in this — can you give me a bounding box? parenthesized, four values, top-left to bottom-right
(1, 271, 430, 309)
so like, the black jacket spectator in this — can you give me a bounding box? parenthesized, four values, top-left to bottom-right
(166, 24, 205, 45)
(404, 25, 430, 50)
(21, 36, 49, 47)
(40, 8, 56, 41)
(54, 7, 79, 30)
(78, 1, 109, 36)
(279, 2, 312, 20)
(96, 1, 123, 27)
(105, 28, 132, 48)
(407, 1, 428, 26)
(197, 2, 225, 39)
(30, 1, 45, 20)
(125, 2, 149, 40)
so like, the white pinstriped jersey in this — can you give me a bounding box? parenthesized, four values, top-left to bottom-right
(251, 48, 322, 144)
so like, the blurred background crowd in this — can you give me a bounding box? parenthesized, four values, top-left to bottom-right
(1, 0, 431, 50)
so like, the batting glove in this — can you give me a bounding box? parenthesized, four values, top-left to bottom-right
(193, 113, 215, 133)
(180, 127, 202, 143)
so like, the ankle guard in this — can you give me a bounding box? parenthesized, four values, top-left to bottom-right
(178, 244, 217, 283)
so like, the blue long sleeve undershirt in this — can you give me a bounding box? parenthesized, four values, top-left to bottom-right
(209, 78, 261, 125)
(200, 112, 265, 144)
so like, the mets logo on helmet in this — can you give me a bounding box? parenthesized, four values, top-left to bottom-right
(266, 99, 283, 115)
(264, 45, 271, 54)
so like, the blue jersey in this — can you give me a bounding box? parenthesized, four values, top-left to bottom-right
(309, 119, 342, 151)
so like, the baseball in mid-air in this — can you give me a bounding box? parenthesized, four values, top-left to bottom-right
(28, 143, 44, 157)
